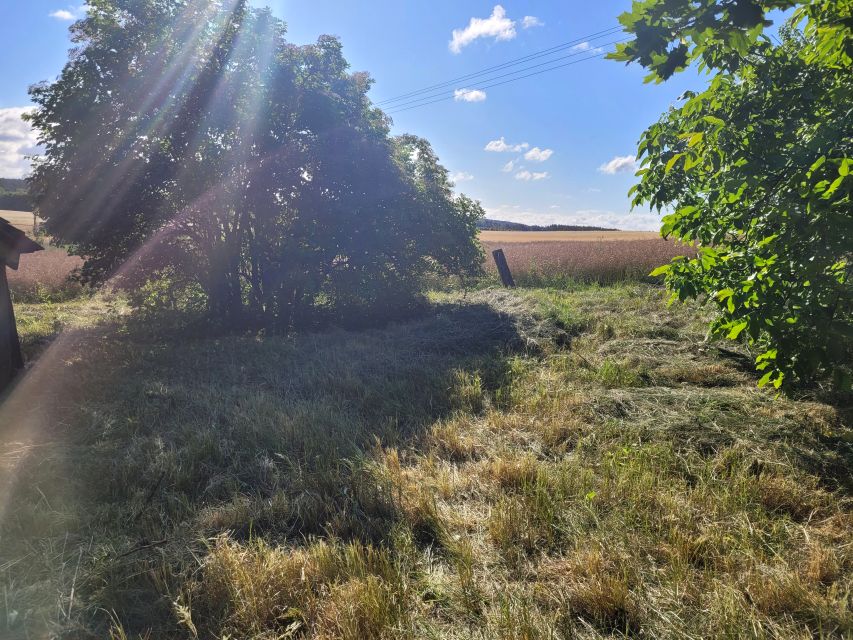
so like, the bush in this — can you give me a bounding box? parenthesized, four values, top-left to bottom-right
(28, 0, 483, 330)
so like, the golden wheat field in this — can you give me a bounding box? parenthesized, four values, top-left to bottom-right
(481, 237, 694, 285)
(0, 210, 38, 233)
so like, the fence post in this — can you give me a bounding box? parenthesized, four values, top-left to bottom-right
(492, 248, 515, 288)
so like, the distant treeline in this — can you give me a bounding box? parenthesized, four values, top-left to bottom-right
(0, 178, 30, 212)
(478, 218, 615, 232)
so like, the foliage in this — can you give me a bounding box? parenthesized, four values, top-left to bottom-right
(612, 0, 852, 392)
(26, 0, 483, 328)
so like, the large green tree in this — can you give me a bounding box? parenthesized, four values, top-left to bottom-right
(612, 0, 852, 392)
(26, 0, 483, 328)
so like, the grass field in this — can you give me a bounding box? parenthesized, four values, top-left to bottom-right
(1, 281, 850, 639)
(479, 230, 660, 243)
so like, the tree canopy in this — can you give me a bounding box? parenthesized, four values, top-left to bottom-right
(26, 0, 483, 328)
(612, 0, 852, 392)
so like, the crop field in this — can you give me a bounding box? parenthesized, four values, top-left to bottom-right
(6, 247, 83, 301)
(481, 237, 695, 285)
(0, 210, 38, 233)
(0, 211, 83, 301)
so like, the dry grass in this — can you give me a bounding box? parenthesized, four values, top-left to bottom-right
(1, 283, 851, 639)
(481, 238, 694, 285)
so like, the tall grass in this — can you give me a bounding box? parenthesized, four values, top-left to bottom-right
(7, 245, 83, 303)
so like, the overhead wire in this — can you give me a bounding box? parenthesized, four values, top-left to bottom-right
(383, 39, 625, 113)
(376, 26, 623, 107)
(384, 50, 619, 115)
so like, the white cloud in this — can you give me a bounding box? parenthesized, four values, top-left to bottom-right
(484, 137, 528, 153)
(49, 9, 75, 20)
(515, 170, 549, 181)
(484, 204, 664, 230)
(572, 41, 604, 54)
(524, 147, 553, 162)
(454, 88, 487, 103)
(573, 209, 663, 230)
(0, 107, 40, 179)
(449, 5, 516, 54)
(49, 5, 86, 20)
(501, 160, 515, 173)
(522, 16, 544, 29)
(450, 171, 474, 183)
(598, 155, 638, 174)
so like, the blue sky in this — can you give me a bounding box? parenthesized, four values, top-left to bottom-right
(0, 1, 703, 230)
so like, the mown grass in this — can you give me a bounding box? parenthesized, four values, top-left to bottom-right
(1, 283, 851, 639)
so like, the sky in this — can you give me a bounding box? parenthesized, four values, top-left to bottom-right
(0, 1, 705, 230)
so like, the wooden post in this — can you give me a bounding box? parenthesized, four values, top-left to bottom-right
(492, 248, 515, 288)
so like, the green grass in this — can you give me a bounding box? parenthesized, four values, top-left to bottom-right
(1, 284, 851, 639)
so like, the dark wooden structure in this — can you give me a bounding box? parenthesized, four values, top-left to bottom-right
(492, 248, 515, 288)
(1, 217, 43, 392)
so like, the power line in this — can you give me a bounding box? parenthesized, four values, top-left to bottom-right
(375, 26, 623, 106)
(384, 40, 624, 112)
(385, 50, 614, 115)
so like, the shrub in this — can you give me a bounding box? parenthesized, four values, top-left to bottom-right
(27, 0, 483, 330)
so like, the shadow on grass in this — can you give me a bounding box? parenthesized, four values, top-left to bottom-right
(0, 292, 541, 637)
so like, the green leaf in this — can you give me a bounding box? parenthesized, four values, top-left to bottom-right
(758, 371, 774, 388)
(665, 153, 684, 173)
(684, 155, 702, 171)
(660, 213, 678, 237)
(716, 288, 734, 301)
(756, 349, 777, 363)
(728, 31, 750, 55)
(649, 264, 671, 277)
(823, 175, 844, 198)
(702, 115, 725, 128)
(727, 320, 748, 339)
